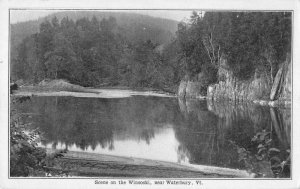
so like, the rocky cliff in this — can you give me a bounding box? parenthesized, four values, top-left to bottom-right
(178, 56, 291, 107)
(178, 80, 206, 99)
(206, 59, 291, 107)
(269, 60, 291, 103)
(206, 67, 272, 102)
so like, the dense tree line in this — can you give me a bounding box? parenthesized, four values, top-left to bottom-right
(11, 12, 291, 93)
(177, 11, 291, 82)
(12, 15, 180, 90)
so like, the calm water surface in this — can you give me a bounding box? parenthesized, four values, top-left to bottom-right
(15, 92, 291, 177)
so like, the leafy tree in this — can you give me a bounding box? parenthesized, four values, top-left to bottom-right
(10, 97, 46, 176)
(44, 33, 77, 80)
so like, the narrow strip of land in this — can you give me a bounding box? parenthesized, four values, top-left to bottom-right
(46, 150, 254, 178)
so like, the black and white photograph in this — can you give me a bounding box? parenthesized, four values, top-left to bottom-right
(1, 0, 299, 188)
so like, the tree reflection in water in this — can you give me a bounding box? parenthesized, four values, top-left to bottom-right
(15, 95, 291, 177)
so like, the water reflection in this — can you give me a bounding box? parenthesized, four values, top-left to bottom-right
(15, 95, 291, 177)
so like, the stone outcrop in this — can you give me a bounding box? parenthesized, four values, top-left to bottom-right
(178, 55, 291, 107)
(206, 58, 291, 106)
(207, 70, 271, 102)
(178, 80, 205, 99)
(270, 60, 291, 102)
(178, 80, 188, 98)
(185, 81, 203, 98)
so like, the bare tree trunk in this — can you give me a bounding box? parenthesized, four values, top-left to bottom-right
(202, 37, 221, 69)
(209, 33, 216, 61)
(203, 39, 214, 66)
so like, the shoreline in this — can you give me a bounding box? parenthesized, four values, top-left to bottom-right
(13, 79, 176, 96)
(12, 82, 176, 98)
(13, 88, 176, 99)
(45, 149, 254, 178)
(15, 86, 290, 108)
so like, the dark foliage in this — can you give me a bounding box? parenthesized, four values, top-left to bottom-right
(11, 15, 180, 91)
(10, 83, 18, 94)
(10, 96, 72, 177)
(10, 96, 47, 176)
(177, 11, 291, 81)
(11, 12, 291, 93)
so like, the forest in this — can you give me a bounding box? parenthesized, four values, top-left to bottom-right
(11, 11, 291, 93)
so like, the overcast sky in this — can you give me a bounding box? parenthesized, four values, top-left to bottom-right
(10, 10, 194, 23)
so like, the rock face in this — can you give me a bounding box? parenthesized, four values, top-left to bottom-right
(178, 80, 188, 98)
(270, 65, 284, 100)
(178, 56, 291, 106)
(270, 60, 291, 102)
(185, 81, 203, 98)
(207, 68, 271, 102)
(178, 80, 205, 99)
(207, 58, 291, 106)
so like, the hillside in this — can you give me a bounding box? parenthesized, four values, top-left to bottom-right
(10, 11, 179, 48)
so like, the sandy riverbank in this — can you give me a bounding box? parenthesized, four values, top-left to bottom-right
(13, 79, 175, 98)
(45, 150, 254, 178)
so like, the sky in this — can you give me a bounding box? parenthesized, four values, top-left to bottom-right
(10, 10, 194, 23)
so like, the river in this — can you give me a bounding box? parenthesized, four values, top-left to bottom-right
(14, 89, 291, 178)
